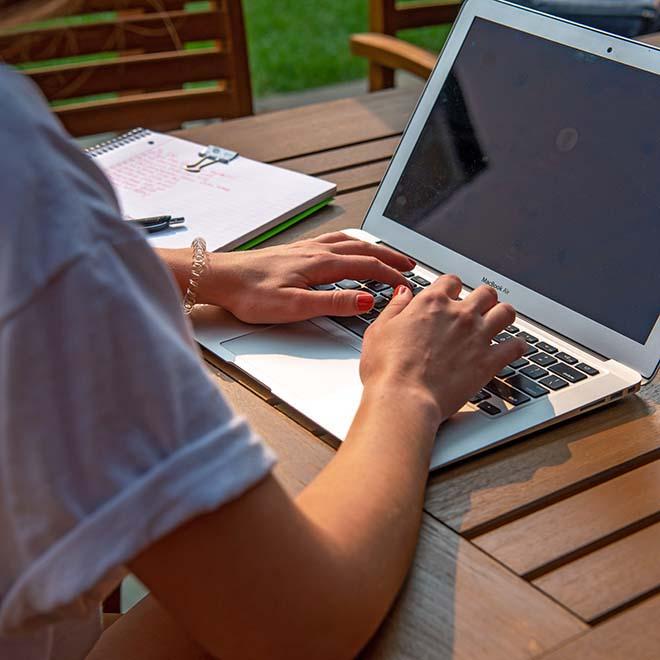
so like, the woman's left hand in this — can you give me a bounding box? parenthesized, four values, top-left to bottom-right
(167, 232, 415, 324)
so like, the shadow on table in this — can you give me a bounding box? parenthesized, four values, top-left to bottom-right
(360, 394, 656, 659)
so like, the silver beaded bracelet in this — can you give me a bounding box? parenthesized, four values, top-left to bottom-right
(182, 237, 208, 316)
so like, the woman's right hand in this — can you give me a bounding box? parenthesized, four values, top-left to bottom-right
(359, 275, 527, 427)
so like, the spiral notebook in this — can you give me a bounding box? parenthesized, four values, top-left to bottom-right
(87, 129, 336, 251)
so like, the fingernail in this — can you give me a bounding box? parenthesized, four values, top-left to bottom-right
(357, 293, 373, 312)
(407, 258, 416, 268)
(394, 285, 408, 296)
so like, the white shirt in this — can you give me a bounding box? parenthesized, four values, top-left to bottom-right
(0, 66, 275, 659)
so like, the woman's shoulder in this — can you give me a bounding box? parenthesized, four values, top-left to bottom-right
(0, 66, 143, 322)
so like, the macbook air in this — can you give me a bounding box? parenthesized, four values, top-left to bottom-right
(195, 0, 660, 470)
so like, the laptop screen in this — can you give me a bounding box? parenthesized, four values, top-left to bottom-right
(384, 17, 660, 344)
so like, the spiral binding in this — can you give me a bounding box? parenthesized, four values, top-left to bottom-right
(85, 128, 152, 158)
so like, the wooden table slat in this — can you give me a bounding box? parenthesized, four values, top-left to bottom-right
(361, 514, 586, 660)
(175, 87, 422, 164)
(533, 520, 660, 622)
(328, 160, 390, 195)
(537, 592, 660, 660)
(425, 396, 659, 536)
(473, 459, 660, 578)
(276, 135, 401, 177)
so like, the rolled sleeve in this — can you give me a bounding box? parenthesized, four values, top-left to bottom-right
(0, 238, 275, 634)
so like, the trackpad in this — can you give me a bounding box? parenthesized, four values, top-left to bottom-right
(221, 322, 363, 440)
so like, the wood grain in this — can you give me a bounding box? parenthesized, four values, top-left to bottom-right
(350, 33, 436, 81)
(361, 514, 585, 659)
(425, 396, 659, 536)
(538, 593, 660, 660)
(275, 135, 400, 177)
(56, 85, 235, 136)
(0, 10, 225, 61)
(473, 460, 660, 578)
(29, 48, 229, 101)
(327, 160, 390, 194)
(174, 87, 421, 163)
(533, 521, 660, 622)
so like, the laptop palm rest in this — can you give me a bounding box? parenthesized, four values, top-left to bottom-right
(221, 322, 363, 439)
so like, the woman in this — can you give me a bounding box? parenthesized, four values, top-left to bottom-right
(0, 2, 526, 658)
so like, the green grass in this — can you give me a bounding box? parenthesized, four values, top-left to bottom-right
(12, 1, 452, 100)
(244, 0, 451, 97)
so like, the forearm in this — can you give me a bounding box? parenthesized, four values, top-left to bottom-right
(156, 248, 193, 296)
(291, 381, 438, 653)
(129, 382, 437, 660)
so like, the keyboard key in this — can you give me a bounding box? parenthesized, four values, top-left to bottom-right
(336, 279, 361, 290)
(539, 374, 569, 390)
(524, 344, 539, 356)
(365, 281, 390, 293)
(379, 287, 394, 300)
(478, 401, 502, 416)
(506, 374, 549, 398)
(469, 390, 491, 404)
(360, 310, 379, 321)
(536, 341, 557, 354)
(509, 357, 529, 369)
(497, 366, 515, 378)
(520, 365, 548, 380)
(412, 285, 424, 296)
(529, 352, 558, 367)
(410, 275, 431, 286)
(402, 271, 415, 278)
(484, 379, 531, 406)
(505, 325, 519, 334)
(549, 363, 587, 383)
(575, 362, 600, 376)
(517, 331, 538, 343)
(494, 332, 514, 343)
(331, 316, 369, 337)
(373, 295, 388, 309)
(314, 283, 335, 291)
(556, 351, 578, 365)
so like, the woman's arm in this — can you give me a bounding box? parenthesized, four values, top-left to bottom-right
(123, 278, 525, 660)
(156, 232, 416, 323)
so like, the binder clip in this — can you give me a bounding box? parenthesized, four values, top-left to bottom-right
(185, 145, 239, 172)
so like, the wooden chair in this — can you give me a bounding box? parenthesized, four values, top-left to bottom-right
(350, 0, 462, 91)
(0, 0, 253, 136)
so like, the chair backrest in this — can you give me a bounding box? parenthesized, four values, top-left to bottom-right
(0, 0, 253, 136)
(368, 0, 461, 88)
(371, 0, 462, 35)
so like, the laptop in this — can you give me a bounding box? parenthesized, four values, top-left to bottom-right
(195, 0, 660, 471)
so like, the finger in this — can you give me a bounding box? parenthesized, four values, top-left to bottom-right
(482, 302, 517, 337)
(313, 231, 351, 244)
(309, 255, 409, 290)
(462, 285, 499, 315)
(290, 288, 375, 318)
(374, 284, 413, 323)
(328, 240, 415, 271)
(487, 337, 527, 373)
(428, 273, 463, 300)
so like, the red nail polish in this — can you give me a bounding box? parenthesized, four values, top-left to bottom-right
(357, 293, 373, 312)
(394, 285, 408, 296)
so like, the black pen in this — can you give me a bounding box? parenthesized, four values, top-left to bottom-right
(125, 215, 186, 233)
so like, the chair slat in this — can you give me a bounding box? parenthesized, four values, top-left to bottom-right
(27, 48, 230, 100)
(1, 10, 226, 63)
(37, 0, 190, 18)
(394, 2, 462, 31)
(55, 85, 238, 135)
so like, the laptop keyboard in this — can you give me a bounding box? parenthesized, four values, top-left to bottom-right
(314, 271, 603, 418)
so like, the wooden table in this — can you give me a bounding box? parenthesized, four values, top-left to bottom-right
(178, 87, 660, 659)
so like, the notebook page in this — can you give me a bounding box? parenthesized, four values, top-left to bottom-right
(94, 131, 335, 250)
